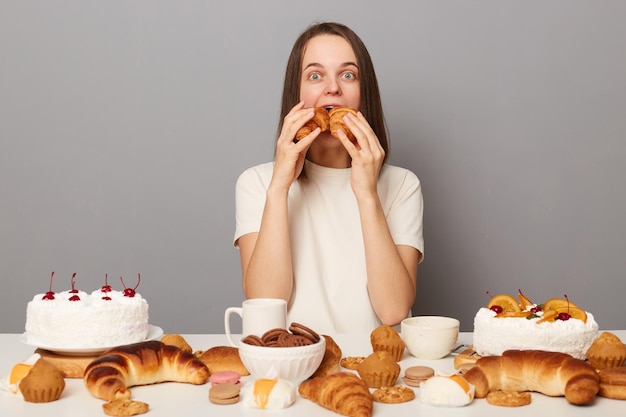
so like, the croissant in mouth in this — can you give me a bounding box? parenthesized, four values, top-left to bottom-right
(295, 106, 357, 142)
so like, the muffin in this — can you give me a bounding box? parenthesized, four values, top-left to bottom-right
(370, 325, 405, 361)
(19, 358, 65, 403)
(586, 332, 626, 370)
(357, 351, 400, 388)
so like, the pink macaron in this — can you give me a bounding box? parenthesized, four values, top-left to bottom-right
(209, 370, 241, 386)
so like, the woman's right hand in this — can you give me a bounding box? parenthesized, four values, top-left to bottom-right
(270, 102, 320, 191)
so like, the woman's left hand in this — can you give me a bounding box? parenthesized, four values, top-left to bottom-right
(335, 111, 385, 200)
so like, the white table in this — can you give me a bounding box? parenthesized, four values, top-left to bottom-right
(1, 331, 625, 416)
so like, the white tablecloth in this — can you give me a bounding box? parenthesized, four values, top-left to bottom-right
(1, 331, 625, 416)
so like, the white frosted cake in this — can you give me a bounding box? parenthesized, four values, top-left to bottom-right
(473, 307, 599, 360)
(25, 275, 149, 349)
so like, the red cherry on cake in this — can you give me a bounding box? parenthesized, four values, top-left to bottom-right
(121, 273, 141, 297)
(490, 305, 503, 313)
(69, 272, 79, 293)
(556, 294, 571, 321)
(68, 272, 81, 301)
(485, 291, 504, 313)
(42, 271, 56, 300)
(100, 273, 112, 293)
(557, 312, 571, 321)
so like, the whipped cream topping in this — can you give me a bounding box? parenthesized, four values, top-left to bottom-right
(25, 290, 149, 349)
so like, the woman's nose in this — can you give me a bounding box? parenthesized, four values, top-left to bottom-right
(325, 78, 341, 95)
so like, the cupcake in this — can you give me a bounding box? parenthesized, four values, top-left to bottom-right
(19, 358, 65, 403)
(586, 332, 626, 370)
(370, 325, 405, 361)
(357, 351, 400, 388)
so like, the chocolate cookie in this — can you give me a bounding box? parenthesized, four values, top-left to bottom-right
(241, 335, 264, 346)
(262, 328, 288, 345)
(289, 322, 320, 343)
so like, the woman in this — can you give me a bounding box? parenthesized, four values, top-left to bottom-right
(234, 22, 423, 334)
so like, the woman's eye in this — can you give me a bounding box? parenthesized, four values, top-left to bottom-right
(309, 73, 321, 81)
(341, 72, 356, 80)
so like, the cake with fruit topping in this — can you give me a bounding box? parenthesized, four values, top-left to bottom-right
(472, 290, 598, 360)
(24, 273, 149, 349)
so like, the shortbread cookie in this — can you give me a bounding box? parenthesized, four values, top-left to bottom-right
(340, 356, 365, 370)
(103, 399, 149, 416)
(486, 390, 531, 407)
(372, 385, 415, 403)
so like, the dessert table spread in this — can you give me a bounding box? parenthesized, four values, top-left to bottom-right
(1, 331, 625, 417)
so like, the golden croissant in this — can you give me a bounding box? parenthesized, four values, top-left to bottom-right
(84, 340, 209, 400)
(295, 106, 357, 141)
(463, 349, 599, 405)
(298, 371, 373, 417)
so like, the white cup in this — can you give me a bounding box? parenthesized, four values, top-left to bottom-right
(401, 316, 460, 360)
(224, 298, 287, 347)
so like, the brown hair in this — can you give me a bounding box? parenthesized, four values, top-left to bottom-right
(277, 22, 389, 162)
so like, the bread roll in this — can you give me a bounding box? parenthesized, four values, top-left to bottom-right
(463, 349, 599, 405)
(84, 340, 209, 401)
(195, 345, 249, 376)
(161, 334, 192, 353)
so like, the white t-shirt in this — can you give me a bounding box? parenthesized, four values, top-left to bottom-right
(234, 160, 424, 334)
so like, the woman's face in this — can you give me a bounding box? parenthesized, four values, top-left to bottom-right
(299, 35, 360, 110)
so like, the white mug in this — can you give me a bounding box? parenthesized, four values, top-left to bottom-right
(224, 298, 287, 347)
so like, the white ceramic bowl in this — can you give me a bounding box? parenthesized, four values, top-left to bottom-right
(401, 316, 460, 360)
(238, 337, 326, 384)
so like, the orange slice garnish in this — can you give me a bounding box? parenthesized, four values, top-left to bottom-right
(487, 294, 522, 313)
(543, 298, 578, 311)
(555, 306, 588, 323)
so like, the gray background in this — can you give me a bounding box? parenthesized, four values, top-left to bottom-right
(2, 1, 625, 335)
